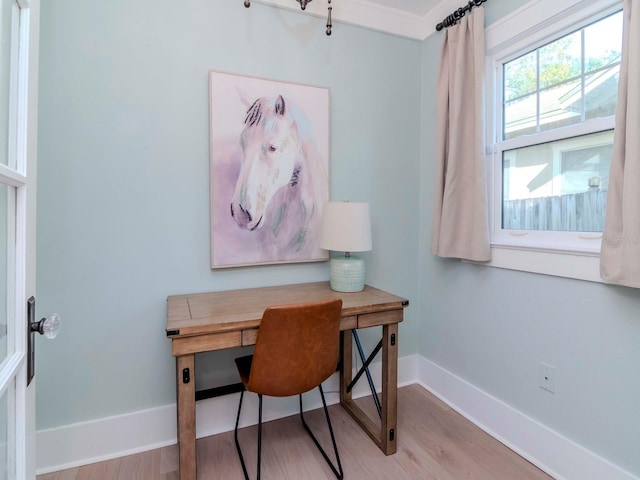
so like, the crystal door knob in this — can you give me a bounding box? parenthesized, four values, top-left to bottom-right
(30, 313, 60, 339)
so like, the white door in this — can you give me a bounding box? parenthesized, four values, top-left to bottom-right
(0, 0, 39, 478)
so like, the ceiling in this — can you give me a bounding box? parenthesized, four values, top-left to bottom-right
(253, 0, 461, 39)
(364, 0, 444, 17)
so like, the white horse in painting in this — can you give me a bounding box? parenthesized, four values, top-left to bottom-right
(230, 94, 328, 261)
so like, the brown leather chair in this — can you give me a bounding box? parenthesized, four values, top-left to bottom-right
(234, 298, 344, 479)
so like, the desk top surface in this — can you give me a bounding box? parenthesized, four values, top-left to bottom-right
(166, 282, 408, 338)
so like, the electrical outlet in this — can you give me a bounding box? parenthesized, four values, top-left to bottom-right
(539, 363, 557, 393)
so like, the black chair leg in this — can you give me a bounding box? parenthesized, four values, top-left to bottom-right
(238, 389, 342, 479)
(257, 394, 263, 480)
(235, 391, 264, 480)
(299, 385, 344, 479)
(234, 390, 250, 480)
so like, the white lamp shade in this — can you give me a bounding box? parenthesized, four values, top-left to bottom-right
(319, 202, 372, 253)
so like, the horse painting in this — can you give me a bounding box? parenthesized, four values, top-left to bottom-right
(210, 75, 329, 268)
(214, 93, 328, 265)
(209, 71, 329, 268)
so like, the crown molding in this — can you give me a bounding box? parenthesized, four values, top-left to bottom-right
(249, 0, 462, 40)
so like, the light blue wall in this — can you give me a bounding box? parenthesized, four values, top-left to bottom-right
(420, 0, 640, 476)
(36, 0, 640, 476)
(36, 1, 421, 429)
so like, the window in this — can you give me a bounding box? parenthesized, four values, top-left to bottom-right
(484, 0, 623, 281)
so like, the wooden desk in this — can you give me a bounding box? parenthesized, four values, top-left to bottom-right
(166, 282, 408, 480)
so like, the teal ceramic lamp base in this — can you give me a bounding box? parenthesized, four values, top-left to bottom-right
(329, 254, 366, 292)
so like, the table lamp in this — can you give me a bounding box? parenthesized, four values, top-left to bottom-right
(319, 201, 372, 292)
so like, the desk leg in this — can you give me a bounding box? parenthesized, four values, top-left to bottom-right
(380, 323, 398, 455)
(176, 354, 196, 480)
(340, 330, 353, 405)
(340, 324, 398, 456)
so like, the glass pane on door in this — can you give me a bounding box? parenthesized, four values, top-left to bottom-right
(0, 0, 19, 168)
(0, 182, 11, 365)
(0, 381, 14, 480)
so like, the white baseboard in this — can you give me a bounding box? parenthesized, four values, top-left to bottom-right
(36, 354, 420, 474)
(36, 354, 637, 480)
(35, 404, 178, 474)
(416, 356, 638, 480)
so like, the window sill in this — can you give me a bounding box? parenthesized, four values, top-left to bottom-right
(468, 244, 603, 283)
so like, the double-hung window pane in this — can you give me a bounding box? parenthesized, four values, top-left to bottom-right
(503, 131, 612, 232)
(500, 11, 622, 234)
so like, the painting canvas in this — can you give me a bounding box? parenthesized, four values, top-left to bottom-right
(209, 71, 330, 268)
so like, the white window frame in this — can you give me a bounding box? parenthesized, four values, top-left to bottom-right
(483, 0, 623, 282)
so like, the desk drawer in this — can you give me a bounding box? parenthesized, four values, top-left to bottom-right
(357, 309, 403, 329)
(340, 315, 357, 330)
(242, 328, 258, 346)
(172, 331, 242, 356)
(242, 315, 358, 345)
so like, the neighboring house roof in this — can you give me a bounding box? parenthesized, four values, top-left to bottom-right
(504, 58, 620, 137)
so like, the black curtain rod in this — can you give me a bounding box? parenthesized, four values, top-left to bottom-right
(436, 0, 487, 31)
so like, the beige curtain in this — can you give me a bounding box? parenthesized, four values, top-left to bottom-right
(600, 0, 640, 288)
(431, 7, 491, 262)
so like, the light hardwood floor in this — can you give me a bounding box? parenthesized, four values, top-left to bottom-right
(38, 384, 552, 480)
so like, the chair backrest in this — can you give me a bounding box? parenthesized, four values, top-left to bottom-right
(246, 298, 343, 397)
